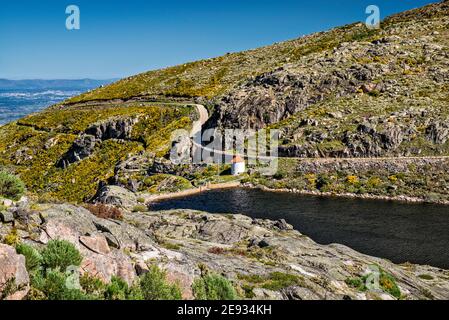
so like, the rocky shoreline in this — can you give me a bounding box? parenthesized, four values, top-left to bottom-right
(244, 183, 449, 205)
(2, 195, 449, 300)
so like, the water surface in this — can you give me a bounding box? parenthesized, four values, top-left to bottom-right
(151, 188, 449, 269)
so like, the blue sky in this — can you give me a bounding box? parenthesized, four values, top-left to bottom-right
(0, 0, 437, 79)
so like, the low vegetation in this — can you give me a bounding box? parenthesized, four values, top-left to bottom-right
(345, 266, 401, 299)
(0, 171, 25, 201)
(238, 272, 304, 297)
(193, 273, 238, 300)
(10, 240, 184, 300)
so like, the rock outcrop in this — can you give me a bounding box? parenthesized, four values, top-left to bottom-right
(93, 185, 139, 210)
(0, 244, 29, 300)
(2, 200, 448, 300)
(57, 117, 139, 168)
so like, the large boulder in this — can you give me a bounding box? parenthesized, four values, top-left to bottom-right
(93, 185, 138, 210)
(0, 244, 29, 300)
(80, 246, 136, 286)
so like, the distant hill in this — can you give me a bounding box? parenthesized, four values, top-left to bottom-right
(0, 79, 116, 90)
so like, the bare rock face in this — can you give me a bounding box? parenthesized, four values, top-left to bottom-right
(197, 219, 252, 244)
(79, 234, 111, 255)
(57, 117, 138, 168)
(80, 247, 136, 286)
(426, 121, 449, 144)
(93, 185, 138, 210)
(208, 61, 390, 131)
(0, 244, 29, 300)
(85, 117, 138, 140)
(341, 123, 405, 157)
(56, 134, 97, 168)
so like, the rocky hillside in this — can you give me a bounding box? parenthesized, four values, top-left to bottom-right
(0, 102, 194, 202)
(1, 197, 449, 300)
(0, 1, 448, 204)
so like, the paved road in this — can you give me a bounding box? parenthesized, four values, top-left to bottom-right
(190, 104, 208, 137)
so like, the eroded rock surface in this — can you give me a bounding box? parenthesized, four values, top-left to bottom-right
(2, 201, 449, 300)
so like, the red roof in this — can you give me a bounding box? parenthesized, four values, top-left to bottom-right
(231, 155, 244, 163)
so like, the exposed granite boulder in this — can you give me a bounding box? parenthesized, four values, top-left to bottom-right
(34, 204, 153, 286)
(79, 234, 111, 255)
(0, 211, 14, 224)
(0, 244, 29, 300)
(79, 246, 136, 286)
(93, 185, 138, 210)
(92, 218, 155, 252)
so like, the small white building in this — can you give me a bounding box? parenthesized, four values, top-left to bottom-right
(231, 155, 246, 176)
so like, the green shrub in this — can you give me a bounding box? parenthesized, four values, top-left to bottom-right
(105, 276, 143, 300)
(261, 272, 303, 291)
(379, 272, 401, 299)
(139, 265, 182, 300)
(0, 278, 18, 300)
(32, 269, 89, 300)
(3, 227, 20, 246)
(16, 243, 42, 272)
(79, 274, 106, 297)
(192, 273, 238, 300)
(0, 171, 26, 201)
(41, 240, 82, 271)
(345, 266, 401, 299)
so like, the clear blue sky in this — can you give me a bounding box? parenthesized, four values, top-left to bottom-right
(0, 0, 437, 79)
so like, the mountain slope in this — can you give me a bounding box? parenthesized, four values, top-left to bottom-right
(67, 1, 448, 104)
(0, 1, 448, 203)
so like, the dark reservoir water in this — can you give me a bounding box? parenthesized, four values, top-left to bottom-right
(151, 188, 449, 269)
